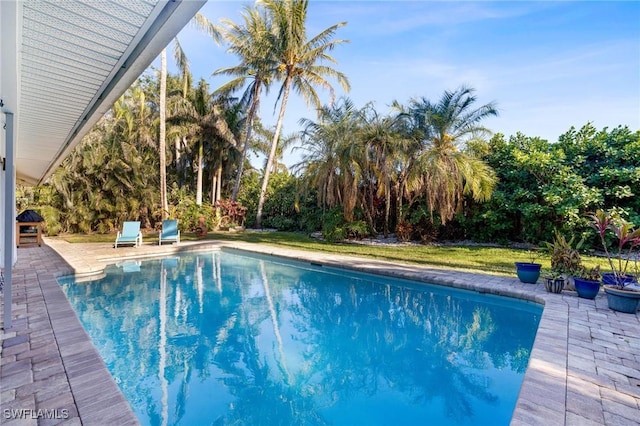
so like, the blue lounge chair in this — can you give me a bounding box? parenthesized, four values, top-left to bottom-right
(159, 219, 180, 245)
(115, 221, 142, 248)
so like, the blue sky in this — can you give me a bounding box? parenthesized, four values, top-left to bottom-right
(159, 1, 640, 166)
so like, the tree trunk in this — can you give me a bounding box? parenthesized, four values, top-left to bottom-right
(196, 139, 203, 206)
(211, 167, 218, 206)
(232, 85, 261, 201)
(210, 161, 223, 205)
(384, 176, 391, 237)
(159, 49, 169, 220)
(256, 78, 291, 228)
(174, 136, 181, 185)
(395, 179, 403, 225)
(216, 163, 222, 202)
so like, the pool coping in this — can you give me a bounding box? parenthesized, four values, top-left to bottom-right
(1, 238, 638, 425)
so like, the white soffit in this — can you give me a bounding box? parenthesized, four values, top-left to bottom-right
(15, 0, 206, 185)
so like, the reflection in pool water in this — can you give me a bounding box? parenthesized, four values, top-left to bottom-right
(58, 250, 541, 426)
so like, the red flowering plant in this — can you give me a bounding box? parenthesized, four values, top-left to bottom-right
(215, 199, 248, 228)
(589, 209, 640, 290)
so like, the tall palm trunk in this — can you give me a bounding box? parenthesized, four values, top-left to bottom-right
(214, 168, 218, 206)
(232, 83, 261, 201)
(210, 162, 223, 204)
(256, 78, 291, 228)
(196, 139, 204, 205)
(216, 163, 222, 202)
(174, 136, 181, 185)
(159, 49, 169, 219)
(384, 174, 391, 237)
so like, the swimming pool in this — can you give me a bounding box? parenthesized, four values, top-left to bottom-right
(58, 249, 542, 425)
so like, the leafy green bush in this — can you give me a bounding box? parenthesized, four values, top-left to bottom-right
(237, 170, 261, 228)
(322, 207, 347, 242)
(345, 220, 370, 239)
(296, 205, 322, 233)
(263, 215, 297, 231)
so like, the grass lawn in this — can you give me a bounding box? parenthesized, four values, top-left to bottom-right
(53, 230, 609, 277)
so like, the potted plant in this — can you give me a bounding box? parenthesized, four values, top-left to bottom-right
(515, 249, 542, 284)
(573, 265, 602, 300)
(543, 230, 584, 291)
(590, 209, 640, 313)
(542, 270, 566, 294)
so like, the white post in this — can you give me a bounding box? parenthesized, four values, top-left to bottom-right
(3, 111, 14, 329)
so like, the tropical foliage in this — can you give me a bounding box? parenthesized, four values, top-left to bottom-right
(15, 2, 639, 257)
(461, 124, 640, 246)
(295, 88, 499, 241)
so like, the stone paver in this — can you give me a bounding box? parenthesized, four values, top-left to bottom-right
(1, 236, 638, 425)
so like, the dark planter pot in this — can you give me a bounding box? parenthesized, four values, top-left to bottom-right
(573, 277, 601, 300)
(515, 262, 542, 284)
(543, 277, 565, 294)
(604, 286, 640, 313)
(601, 273, 637, 287)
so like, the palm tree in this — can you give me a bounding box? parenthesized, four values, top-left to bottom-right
(297, 98, 363, 222)
(359, 103, 407, 236)
(400, 86, 498, 224)
(205, 94, 246, 204)
(51, 85, 159, 232)
(168, 79, 237, 206)
(254, 0, 350, 228)
(158, 13, 220, 216)
(253, 123, 297, 175)
(159, 50, 169, 219)
(214, 6, 274, 201)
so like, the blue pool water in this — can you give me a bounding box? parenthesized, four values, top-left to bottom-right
(58, 249, 541, 426)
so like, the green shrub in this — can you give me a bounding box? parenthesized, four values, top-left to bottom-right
(263, 215, 297, 231)
(322, 207, 347, 242)
(345, 220, 370, 239)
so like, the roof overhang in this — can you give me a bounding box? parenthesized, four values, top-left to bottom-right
(1, 0, 206, 185)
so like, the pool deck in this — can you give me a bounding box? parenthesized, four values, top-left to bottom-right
(1, 237, 639, 425)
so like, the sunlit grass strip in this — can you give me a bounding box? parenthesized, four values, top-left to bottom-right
(55, 231, 608, 277)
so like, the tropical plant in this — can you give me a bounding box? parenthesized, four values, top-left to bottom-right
(253, 124, 298, 174)
(49, 85, 160, 233)
(158, 13, 219, 218)
(398, 86, 498, 225)
(214, 5, 274, 201)
(158, 49, 169, 219)
(297, 97, 367, 230)
(544, 230, 584, 277)
(359, 102, 407, 236)
(576, 265, 602, 282)
(215, 198, 248, 227)
(167, 79, 237, 206)
(589, 209, 640, 288)
(254, 0, 351, 228)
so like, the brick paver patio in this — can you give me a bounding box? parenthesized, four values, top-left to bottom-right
(1, 237, 638, 425)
